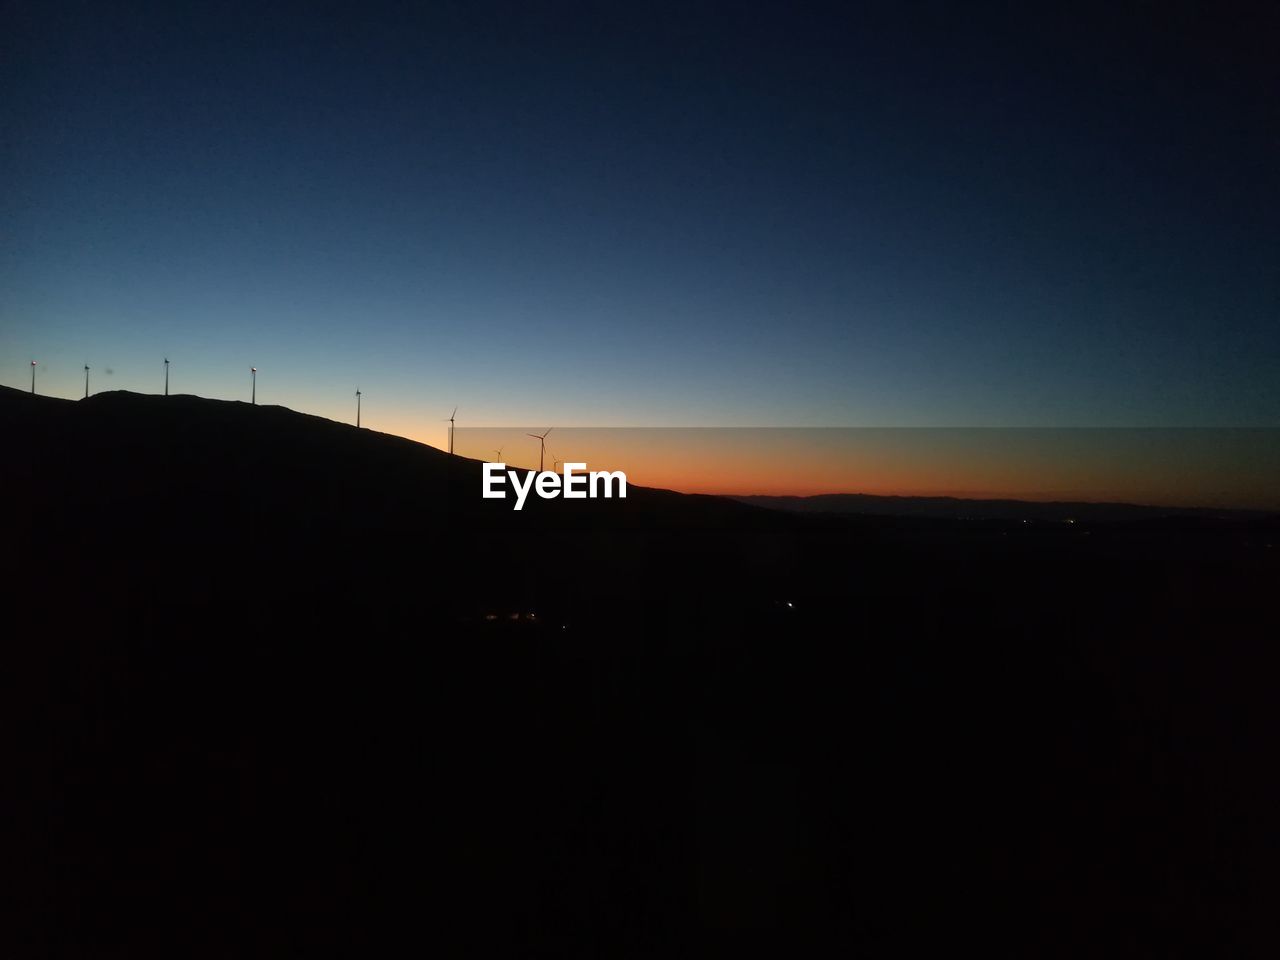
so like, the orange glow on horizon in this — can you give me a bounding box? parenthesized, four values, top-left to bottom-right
(433, 427, 1280, 511)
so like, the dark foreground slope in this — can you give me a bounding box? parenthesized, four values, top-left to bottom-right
(4, 386, 1279, 957)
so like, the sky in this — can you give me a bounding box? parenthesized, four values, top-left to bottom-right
(3, 1, 1278, 452)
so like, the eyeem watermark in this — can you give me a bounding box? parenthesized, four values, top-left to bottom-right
(483, 462, 627, 510)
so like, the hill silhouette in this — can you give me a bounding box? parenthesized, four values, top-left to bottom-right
(5, 385, 1280, 956)
(3, 385, 794, 638)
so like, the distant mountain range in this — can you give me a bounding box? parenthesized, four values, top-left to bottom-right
(731, 493, 1272, 522)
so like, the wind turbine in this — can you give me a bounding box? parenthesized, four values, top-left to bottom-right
(445, 406, 457, 454)
(355, 388, 362, 428)
(251, 367, 257, 405)
(527, 428, 553, 472)
(164, 357, 169, 396)
(551, 454, 562, 473)
(84, 364, 90, 399)
(30, 360, 36, 394)
(493, 446, 503, 461)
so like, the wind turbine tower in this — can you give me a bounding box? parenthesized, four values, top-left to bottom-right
(527, 428, 553, 472)
(84, 364, 90, 399)
(30, 360, 36, 394)
(164, 358, 169, 396)
(251, 367, 257, 405)
(356, 388, 362, 428)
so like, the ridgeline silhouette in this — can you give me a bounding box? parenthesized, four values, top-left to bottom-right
(5, 384, 1280, 956)
(5, 385, 789, 633)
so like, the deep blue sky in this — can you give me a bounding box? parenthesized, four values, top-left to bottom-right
(3, 1, 1276, 436)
